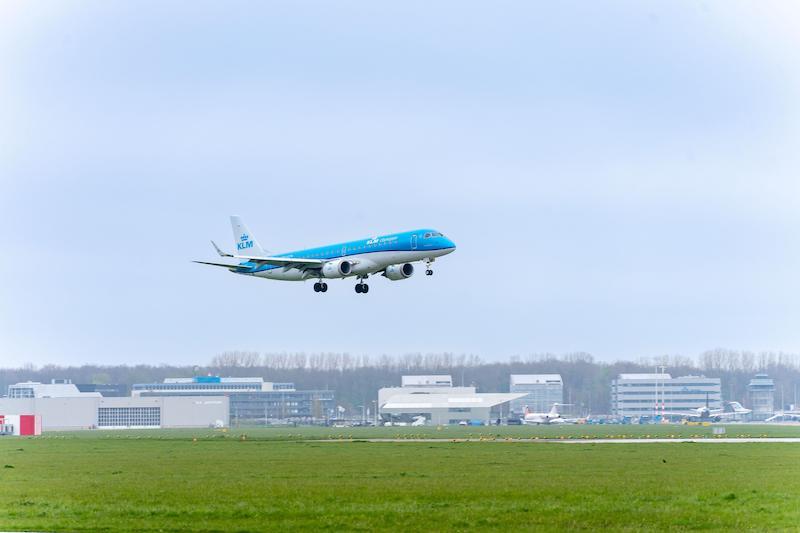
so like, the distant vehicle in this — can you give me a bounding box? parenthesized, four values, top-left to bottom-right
(196, 216, 457, 293)
(506, 417, 522, 425)
(522, 403, 572, 425)
(383, 421, 409, 427)
(458, 420, 469, 426)
(661, 395, 752, 422)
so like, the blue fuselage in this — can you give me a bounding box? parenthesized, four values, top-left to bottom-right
(240, 229, 456, 280)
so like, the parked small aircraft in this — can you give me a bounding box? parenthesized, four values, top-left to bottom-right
(522, 403, 573, 425)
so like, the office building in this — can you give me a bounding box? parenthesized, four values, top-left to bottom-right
(509, 374, 563, 414)
(133, 376, 335, 424)
(611, 373, 721, 418)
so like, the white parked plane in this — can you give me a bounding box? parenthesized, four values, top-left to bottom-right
(765, 410, 800, 422)
(195, 216, 456, 293)
(660, 396, 751, 422)
(522, 403, 572, 425)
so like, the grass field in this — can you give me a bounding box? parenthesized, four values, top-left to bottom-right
(38, 422, 800, 441)
(2, 427, 800, 531)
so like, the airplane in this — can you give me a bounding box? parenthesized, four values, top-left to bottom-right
(195, 216, 456, 294)
(660, 394, 751, 422)
(522, 403, 572, 425)
(765, 410, 800, 422)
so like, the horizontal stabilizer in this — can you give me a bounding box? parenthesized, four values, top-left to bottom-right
(211, 240, 233, 258)
(193, 260, 246, 269)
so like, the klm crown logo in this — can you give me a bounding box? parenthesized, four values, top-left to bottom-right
(237, 233, 253, 251)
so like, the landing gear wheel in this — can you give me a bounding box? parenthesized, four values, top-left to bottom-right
(426, 269, 433, 276)
(320, 283, 328, 292)
(313, 282, 321, 292)
(355, 282, 369, 294)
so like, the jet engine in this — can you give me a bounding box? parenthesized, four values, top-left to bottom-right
(384, 263, 414, 280)
(322, 259, 352, 278)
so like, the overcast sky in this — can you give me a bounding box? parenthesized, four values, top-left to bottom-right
(1, 1, 799, 367)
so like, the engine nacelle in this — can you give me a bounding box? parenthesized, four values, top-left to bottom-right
(322, 259, 352, 278)
(384, 263, 414, 281)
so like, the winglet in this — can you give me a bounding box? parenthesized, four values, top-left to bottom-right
(211, 240, 233, 258)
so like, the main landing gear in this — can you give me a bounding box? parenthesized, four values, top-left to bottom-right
(313, 281, 328, 293)
(355, 281, 369, 294)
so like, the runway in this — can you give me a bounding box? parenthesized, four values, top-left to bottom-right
(319, 437, 800, 444)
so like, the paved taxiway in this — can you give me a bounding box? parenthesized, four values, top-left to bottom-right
(317, 438, 800, 444)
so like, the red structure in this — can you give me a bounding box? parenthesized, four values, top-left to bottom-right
(0, 414, 42, 436)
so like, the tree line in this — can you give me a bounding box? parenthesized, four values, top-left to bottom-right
(2, 350, 799, 413)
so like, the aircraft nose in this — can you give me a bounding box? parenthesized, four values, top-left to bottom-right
(445, 237, 456, 250)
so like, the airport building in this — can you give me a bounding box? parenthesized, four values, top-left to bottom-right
(747, 373, 775, 421)
(378, 375, 524, 425)
(8, 380, 102, 399)
(0, 414, 42, 436)
(75, 383, 128, 397)
(509, 374, 563, 414)
(0, 395, 229, 431)
(8, 379, 127, 398)
(132, 376, 335, 425)
(610, 373, 722, 418)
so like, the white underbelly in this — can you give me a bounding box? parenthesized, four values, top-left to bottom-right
(247, 249, 443, 281)
(254, 269, 308, 281)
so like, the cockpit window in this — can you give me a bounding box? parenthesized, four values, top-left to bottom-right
(424, 233, 431, 238)
(431, 232, 443, 237)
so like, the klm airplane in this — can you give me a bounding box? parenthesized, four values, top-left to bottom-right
(195, 216, 456, 293)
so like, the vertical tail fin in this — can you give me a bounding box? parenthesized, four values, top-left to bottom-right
(549, 403, 560, 417)
(230, 216, 267, 256)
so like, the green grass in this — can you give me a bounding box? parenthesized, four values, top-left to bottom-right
(39, 422, 800, 441)
(1, 429, 799, 531)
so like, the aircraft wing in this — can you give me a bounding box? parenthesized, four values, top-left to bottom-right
(659, 411, 699, 418)
(236, 255, 323, 266)
(766, 412, 800, 422)
(203, 242, 324, 270)
(236, 255, 325, 271)
(711, 411, 746, 419)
